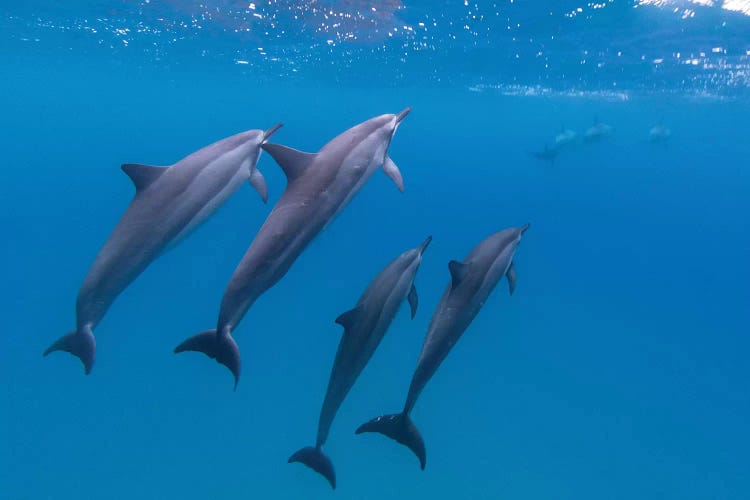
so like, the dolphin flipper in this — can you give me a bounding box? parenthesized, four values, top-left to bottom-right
(248, 167, 268, 203)
(408, 285, 418, 319)
(506, 262, 517, 295)
(356, 412, 426, 470)
(43, 326, 96, 374)
(288, 446, 336, 489)
(382, 156, 404, 192)
(174, 329, 241, 390)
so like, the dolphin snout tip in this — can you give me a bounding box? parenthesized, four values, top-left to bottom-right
(419, 235, 433, 254)
(520, 223, 530, 234)
(396, 107, 411, 123)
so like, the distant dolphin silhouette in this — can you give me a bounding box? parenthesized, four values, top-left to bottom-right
(356, 225, 529, 469)
(528, 144, 559, 165)
(175, 108, 411, 388)
(289, 236, 431, 489)
(649, 120, 671, 144)
(584, 115, 612, 143)
(554, 124, 578, 148)
(44, 124, 281, 374)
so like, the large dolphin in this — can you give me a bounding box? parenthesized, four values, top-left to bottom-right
(44, 124, 282, 374)
(356, 224, 529, 469)
(174, 108, 411, 388)
(289, 236, 431, 489)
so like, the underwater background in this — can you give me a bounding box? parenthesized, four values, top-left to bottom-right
(2, 1, 749, 498)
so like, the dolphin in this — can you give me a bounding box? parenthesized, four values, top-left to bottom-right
(289, 236, 431, 489)
(583, 116, 612, 143)
(174, 108, 411, 388)
(44, 124, 282, 374)
(528, 144, 559, 165)
(649, 122, 671, 144)
(356, 224, 529, 470)
(554, 125, 578, 148)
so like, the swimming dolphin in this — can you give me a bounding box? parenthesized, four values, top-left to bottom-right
(356, 224, 529, 469)
(583, 116, 612, 143)
(43, 124, 281, 374)
(528, 144, 559, 165)
(174, 108, 411, 388)
(289, 236, 431, 489)
(649, 122, 671, 143)
(554, 125, 577, 148)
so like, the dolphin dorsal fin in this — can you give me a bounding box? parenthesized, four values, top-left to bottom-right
(262, 143, 317, 183)
(335, 306, 362, 331)
(448, 260, 469, 289)
(121, 163, 166, 193)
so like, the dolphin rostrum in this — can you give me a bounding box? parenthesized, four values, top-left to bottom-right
(44, 124, 282, 374)
(174, 108, 411, 388)
(356, 224, 529, 469)
(289, 236, 431, 489)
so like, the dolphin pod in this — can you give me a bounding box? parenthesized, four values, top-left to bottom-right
(357, 225, 529, 469)
(289, 236, 431, 489)
(46, 108, 531, 489)
(44, 124, 281, 373)
(174, 108, 411, 388)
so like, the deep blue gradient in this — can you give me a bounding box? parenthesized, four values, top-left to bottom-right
(2, 2, 749, 499)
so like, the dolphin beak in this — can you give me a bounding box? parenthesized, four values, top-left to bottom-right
(418, 236, 432, 255)
(520, 223, 530, 235)
(263, 122, 283, 142)
(395, 107, 411, 124)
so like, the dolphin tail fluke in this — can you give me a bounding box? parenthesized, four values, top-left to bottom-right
(288, 446, 336, 489)
(43, 326, 95, 374)
(174, 329, 241, 390)
(356, 412, 426, 470)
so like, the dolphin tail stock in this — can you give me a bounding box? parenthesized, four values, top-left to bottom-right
(288, 446, 336, 489)
(356, 412, 426, 470)
(174, 329, 241, 390)
(43, 325, 96, 374)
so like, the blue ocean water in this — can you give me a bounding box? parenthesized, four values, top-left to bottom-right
(2, 1, 749, 499)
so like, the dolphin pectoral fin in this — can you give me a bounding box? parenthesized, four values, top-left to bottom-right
(288, 446, 336, 489)
(448, 260, 469, 289)
(335, 306, 362, 332)
(174, 329, 241, 390)
(382, 156, 404, 192)
(121, 163, 167, 193)
(407, 285, 418, 319)
(261, 143, 317, 183)
(506, 262, 517, 295)
(43, 327, 96, 375)
(248, 167, 268, 203)
(356, 412, 426, 470)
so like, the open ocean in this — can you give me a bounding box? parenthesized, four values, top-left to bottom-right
(2, 1, 749, 499)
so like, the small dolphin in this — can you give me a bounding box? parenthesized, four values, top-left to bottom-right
(175, 108, 411, 388)
(583, 116, 612, 143)
(554, 125, 577, 148)
(528, 144, 559, 165)
(649, 122, 671, 144)
(289, 236, 431, 489)
(356, 224, 529, 469)
(44, 124, 281, 374)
